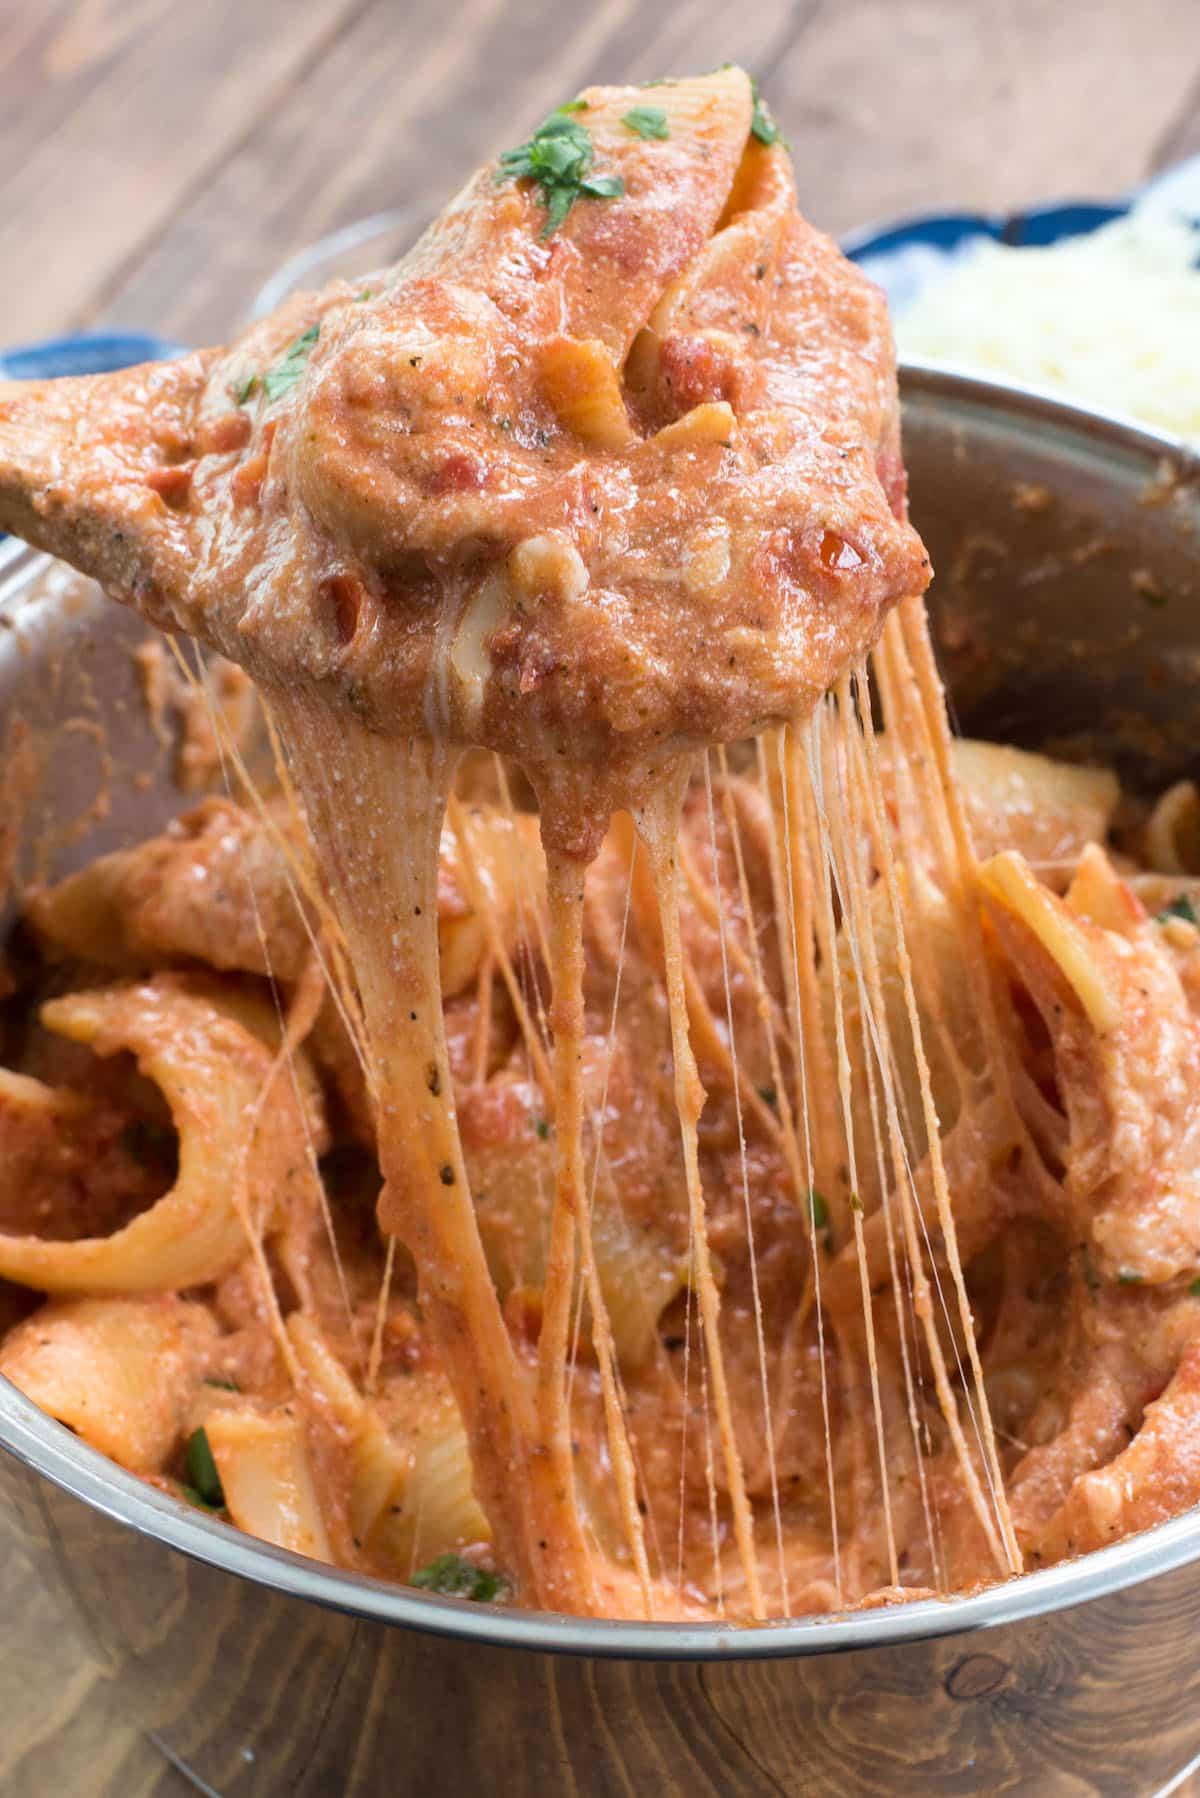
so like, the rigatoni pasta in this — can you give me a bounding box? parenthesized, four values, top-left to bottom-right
(0, 66, 1197, 1626)
(0, 703, 1197, 1619)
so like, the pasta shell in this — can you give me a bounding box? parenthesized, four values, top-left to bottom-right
(0, 977, 327, 1294)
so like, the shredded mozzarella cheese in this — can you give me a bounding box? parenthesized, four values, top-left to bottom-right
(897, 209, 1200, 447)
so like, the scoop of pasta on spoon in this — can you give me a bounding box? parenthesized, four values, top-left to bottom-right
(0, 66, 929, 1617)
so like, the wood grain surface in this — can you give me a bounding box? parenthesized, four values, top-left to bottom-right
(0, 2, 1198, 1793)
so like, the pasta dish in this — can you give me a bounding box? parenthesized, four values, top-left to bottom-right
(0, 68, 1197, 1623)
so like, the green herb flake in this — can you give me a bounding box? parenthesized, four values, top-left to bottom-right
(410, 1551, 505, 1602)
(181, 1484, 223, 1513)
(203, 1377, 239, 1393)
(1159, 894, 1198, 926)
(622, 105, 669, 140)
(185, 1426, 225, 1509)
(356, 288, 374, 302)
(534, 1117, 551, 1141)
(1190, 1276, 1200, 1297)
(578, 173, 624, 200)
(496, 114, 625, 237)
(261, 321, 321, 403)
(749, 79, 782, 146)
(556, 98, 588, 113)
(757, 1084, 777, 1108)
(808, 1188, 828, 1231)
(234, 372, 259, 405)
(1117, 1269, 1143, 1284)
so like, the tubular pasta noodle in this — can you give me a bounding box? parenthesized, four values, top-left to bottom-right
(289, 1218, 491, 1576)
(0, 976, 327, 1293)
(374, 1420, 491, 1573)
(1144, 779, 1200, 877)
(949, 740, 1119, 873)
(439, 803, 545, 999)
(287, 1314, 408, 1543)
(0, 1294, 216, 1471)
(28, 796, 543, 1007)
(978, 851, 1121, 1035)
(4, 692, 1200, 1618)
(205, 1404, 334, 1562)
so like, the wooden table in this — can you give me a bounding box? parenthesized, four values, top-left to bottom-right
(0, 2, 1198, 1792)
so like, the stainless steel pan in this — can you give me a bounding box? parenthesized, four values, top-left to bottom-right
(0, 367, 1197, 1796)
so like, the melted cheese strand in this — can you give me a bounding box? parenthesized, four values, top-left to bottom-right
(772, 727, 842, 1601)
(165, 643, 372, 1091)
(366, 1233, 397, 1397)
(164, 641, 366, 1068)
(640, 774, 765, 1621)
(445, 793, 554, 1097)
(859, 653, 1020, 1573)
(867, 639, 1023, 1574)
(493, 756, 552, 972)
(703, 756, 789, 1613)
(538, 844, 654, 1620)
(673, 832, 788, 1143)
(543, 823, 658, 1611)
(831, 674, 943, 1582)
(260, 696, 368, 1071)
(471, 951, 495, 1085)
(677, 812, 794, 1060)
(695, 1308, 725, 1617)
(807, 702, 899, 1588)
(270, 701, 597, 1613)
(840, 676, 944, 1583)
(596, 900, 675, 1595)
(178, 644, 347, 1381)
(675, 1229, 696, 1596)
(877, 609, 1011, 1096)
(619, 812, 725, 1606)
(839, 690, 1005, 1560)
(714, 746, 807, 1205)
(777, 730, 844, 1208)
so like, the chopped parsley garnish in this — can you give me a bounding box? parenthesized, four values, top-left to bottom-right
(261, 322, 321, 402)
(622, 105, 669, 140)
(1190, 1276, 1200, 1297)
(556, 98, 587, 113)
(203, 1376, 239, 1392)
(749, 80, 782, 146)
(236, 323, 322, 408)
(496, 113, 625, 237)
(235, 323, 322, 406)
(808, 1188, 828, 1231)
(1159, 894, 1198, 925)
(534, 1117, 551, 1141)
(757, 1084, 778, 1108)
(1117, 1269, 1143, 1284)
(181, 1485, 222, 1512)
(410, 1551, 505, 1602)
(185, 1426, 225, 1509)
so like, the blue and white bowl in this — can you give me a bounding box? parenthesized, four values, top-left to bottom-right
(843, 153, 1200, 314)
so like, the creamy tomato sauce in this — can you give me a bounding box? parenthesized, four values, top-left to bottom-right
(3, 68, 1195, 1630)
